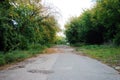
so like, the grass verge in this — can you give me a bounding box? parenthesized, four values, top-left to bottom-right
(75, 45, 120, 71)
(0, 44, 50, 67)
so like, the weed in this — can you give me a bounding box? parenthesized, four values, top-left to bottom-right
(0, 44, 50, 66)
(76, 45, 120, 66)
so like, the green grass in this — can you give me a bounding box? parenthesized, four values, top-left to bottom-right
(0, 44, 50, 66)
(76, 45, 120, 66)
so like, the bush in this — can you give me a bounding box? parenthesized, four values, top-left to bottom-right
(0, 54, 6, 66)
(55, 36, 67, 44)
(5, 53, 17, 63)
(16, 53, 29, 60)
(113, 32, 120, 46)
(18, 35, 29, 50)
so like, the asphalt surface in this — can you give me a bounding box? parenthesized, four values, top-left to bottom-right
(0, 45, 120, 80)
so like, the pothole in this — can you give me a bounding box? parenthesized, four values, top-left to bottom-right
(27, 69, 54, 74)
(8, 65, 25, 70)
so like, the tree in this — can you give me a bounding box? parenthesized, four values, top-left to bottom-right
(0, 0, 59, 52)
(65, 0, 120, 45)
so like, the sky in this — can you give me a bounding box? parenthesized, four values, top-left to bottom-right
(42, 0, 94, 36)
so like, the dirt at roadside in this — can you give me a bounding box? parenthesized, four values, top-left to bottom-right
(43, 45, 74, 54)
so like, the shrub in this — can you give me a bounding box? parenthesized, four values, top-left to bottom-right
(5, 53, 17, 63)
(0, 54, 6, 66)
(113, 32, 120, 46)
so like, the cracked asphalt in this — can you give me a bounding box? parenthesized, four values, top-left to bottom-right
(0, 45, 120, 80)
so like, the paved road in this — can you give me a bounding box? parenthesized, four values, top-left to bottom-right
(0, 45, 120, 80)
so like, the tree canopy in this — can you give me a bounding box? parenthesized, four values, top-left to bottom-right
(65, 0, 120, 45)
(0, 0, 60, 52)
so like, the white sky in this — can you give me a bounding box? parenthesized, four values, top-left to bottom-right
(42, 0, 94, 36)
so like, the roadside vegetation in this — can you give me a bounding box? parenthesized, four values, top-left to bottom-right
(0, 44, 49, 66)
(65, 0, 120, 70)
(0, 0, 60, 66)
(76, 45, 120, 68)
(55, 36, 67, 45)
(65, 0, 120, 45)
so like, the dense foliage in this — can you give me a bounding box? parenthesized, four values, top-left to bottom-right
(0, 0, 59, 52)
(65, 0, 120, 45)
(55, 36, 67, 44)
